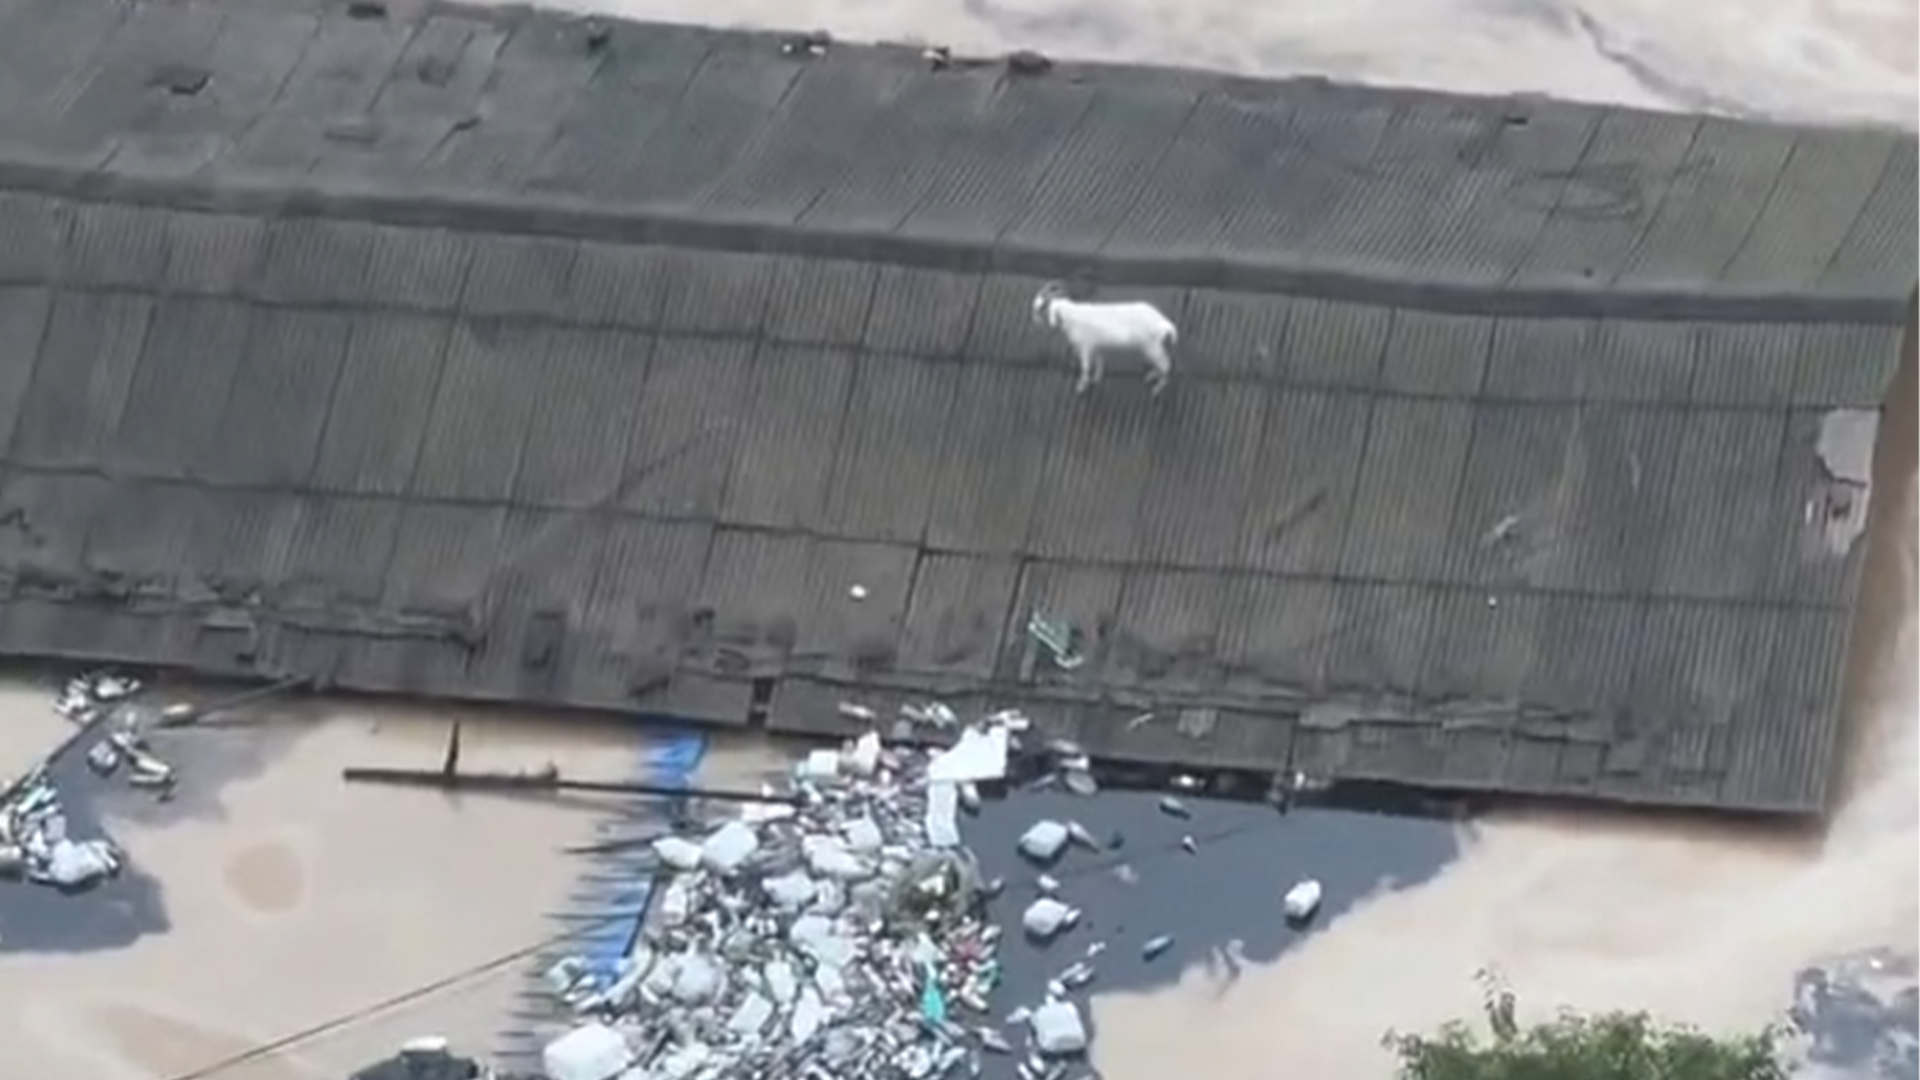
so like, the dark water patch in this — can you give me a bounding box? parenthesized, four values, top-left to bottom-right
(961, 788, 1457, 1066)
(0, 685, 310, 954)
(0, 735, 170, 954)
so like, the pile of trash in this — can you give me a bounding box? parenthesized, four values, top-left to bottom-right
(538, 710, 1097, 1080)
(0, 671, 175, 891)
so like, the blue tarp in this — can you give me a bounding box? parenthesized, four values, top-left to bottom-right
(570, 720, 707, 982)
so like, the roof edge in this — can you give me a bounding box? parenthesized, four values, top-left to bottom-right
(0, 156, 1903, 327)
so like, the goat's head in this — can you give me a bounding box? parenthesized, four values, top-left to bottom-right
(1031, 280, 1068, 326)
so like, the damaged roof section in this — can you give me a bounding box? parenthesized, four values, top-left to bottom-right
(0, 192, 1900, 817)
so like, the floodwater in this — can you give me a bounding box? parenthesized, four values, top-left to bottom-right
(0, 0, 1910, 1077)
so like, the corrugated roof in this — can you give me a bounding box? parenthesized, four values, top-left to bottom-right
(0, 0, 1911, 815)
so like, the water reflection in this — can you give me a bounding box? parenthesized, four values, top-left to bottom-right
(964, 788, 1457, 1065)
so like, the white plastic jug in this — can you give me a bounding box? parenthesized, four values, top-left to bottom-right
(1282, 878, 1323, 921)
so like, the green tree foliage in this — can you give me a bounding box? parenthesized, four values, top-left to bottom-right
(1386, 971, 1792, 1080)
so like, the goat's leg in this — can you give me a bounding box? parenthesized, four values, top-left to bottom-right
(1072, 344, 1095, 395)
(1143, 340, 1172, 396)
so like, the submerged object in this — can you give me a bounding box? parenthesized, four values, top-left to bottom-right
(1283, 878, 1323, 922)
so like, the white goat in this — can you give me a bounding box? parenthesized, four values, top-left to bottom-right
(1031, 281, 1176, 396)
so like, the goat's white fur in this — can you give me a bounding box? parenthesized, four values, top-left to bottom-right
(1031, 282, 1176, 396)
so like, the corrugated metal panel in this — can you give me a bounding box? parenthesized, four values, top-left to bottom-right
(1322, 582, 1436, 692)
(11, 290, 151, 469)
(573, 516, 711, 705)
(619, 336, 754, 520)
(108, 298, 251, 480)
(1179, 289, 1293, 379)
(160, 211, 268, 297)
(1216, 572, 1338, 693)
(81, 477, 203, 584)
(819, 354, 956, 544)
(862, 267, 979, 359)
(205, 307, 352, 488)
(1004, 85, 1198, 253)
(1692, 321, 1803, 407)
(790, 539, 917, 680)
(0, 286, 52, 454)
(1247, 87, 1396, 264)
(473, 507, 611, 700)
(256, 218, 378, 305)
(1442, 403, 1661, 592)
(697, 61, 909, 221)
(0, 194, 68, 284)
(1653, 408, 1790, 601)
(1109, 569, 1229, 693)
(195, 489, 303, 594)
(1721, 129, 1899, 290)
(689, 527, 811, 677)
(513, 327, 652, 509)
(1795, 322, 1904, 407)
(1278, 299, 1392, 390)
(361, 224, 473, 312)
(1026, 382, 1154, 562)
(1818, 146, 1917, 296)
(408, 320, 541, 502)
(610, 41, 803, 206)
(566, 240, 673, 330)
(1619, 117, 1798, 285)
(897, 552, 1019, 681)
(1130, 379, 1264, 568)
(1340, 99, 1476, 276)
(1489, 317, 1695, 402)
(722, 344, 851, 531)
(1515, 107, 1702, 285)
(1421, 587, 1544, 701)
(1420, 98, 1601, 285)
(0, 470, 108, 574)
(1338, 396, 1474, 583)
(530, 21, 712, 195)
(64, 201, 170, 290)
(922, 364, 1055, 554)
(1235, 387, 1371, 576)
(1378, 311, 1493, 398)
(798, 74, 1000, 233)
(382, 502, 509, 609)
(894, 86, 1092, 241)
(658, 249, 776, 338)
(278, 495, 403, 605)
(761, 257, 878, 348)
(461, 234, 580, 319)
(309, 314, 453, 496)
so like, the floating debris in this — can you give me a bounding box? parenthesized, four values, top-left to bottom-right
(1025, 613, 1085, 671)
(1018, 820, 1071, 863)
(349, 1037, 486, 1080)
(1028, 999, 1088, 1055)
(1158, 796, 1191, 819)
(537, 712, 1053, 1080)
(1141, 935, 1174, 961)
(0, 670, 177, 894)
(1283, 878, 1324, 922)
